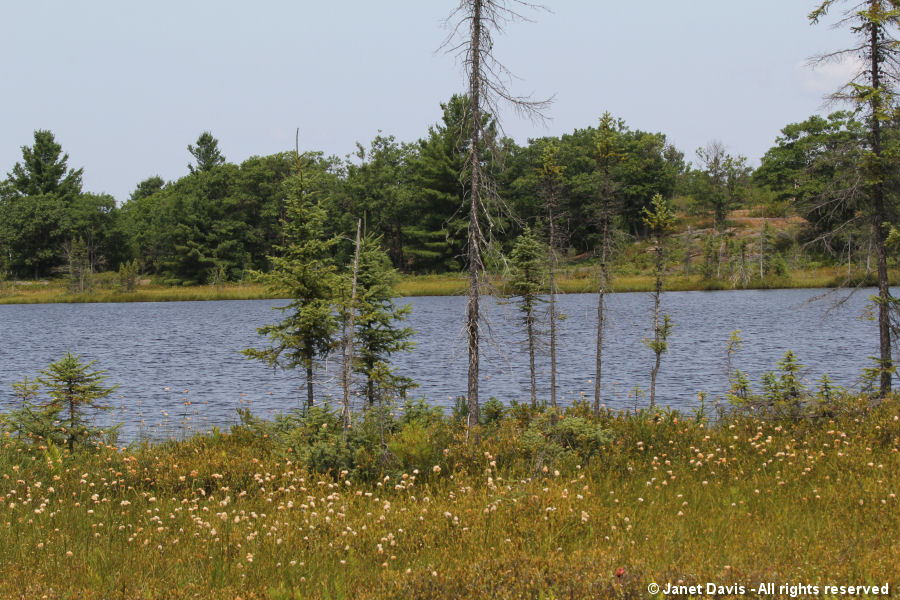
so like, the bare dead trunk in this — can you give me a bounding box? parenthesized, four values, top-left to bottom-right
(342, 219, 361, 432)
(847, 232, 853, 277)
(684, 226, 692, 277)
(594, 287, 604, 415)
(527, 312, 536, 407)
(759, 219, 765, 281)
(866, 229, 872, 274)
(549, 206, 558, 409)
(466, 0, 483, 434)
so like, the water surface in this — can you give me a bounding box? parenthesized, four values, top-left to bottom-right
(0, 288, 882, 439)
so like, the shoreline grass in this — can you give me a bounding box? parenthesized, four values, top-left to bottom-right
(1, 396, 897, 598)
(2, 266, 896, 304)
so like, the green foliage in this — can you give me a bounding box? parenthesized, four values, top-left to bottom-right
(187, 131, 226, 174)
(859, 354, 896, 394)
(756, 112, 865, 236)
(7, 130, 83, 198)
(118, 152, 296, 284)
(519, 411, 613, 465)
(403, 95, 491, 272)
(644, 313, 673, 356)
(350, 235, 416, 404)
(0, 130, 85, 278)
(117, 258, 139, 292)
(642, 193, 676, 237)
(508, 227, 545, 299)
(694, 142, 751, 232)
(480, 397, 505, 426)
(730, 350, 858, 421)
(759, 222, 788, 277)
(66, 236, 91, 294)
(243, 172, 340, 408)
(4, 354, 118, 450)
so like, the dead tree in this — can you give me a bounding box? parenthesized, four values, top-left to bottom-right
(443, 0, 551, 434)
(538, 143, 565, 408)
(810, 0, 900, 395)
(592, 113, 625, 414)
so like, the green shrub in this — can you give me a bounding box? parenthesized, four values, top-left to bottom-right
(481, 397, 505, 426)
(3, 354, 119, 450)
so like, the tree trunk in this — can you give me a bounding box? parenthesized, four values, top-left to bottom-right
(594, 287, 604, 415)
(466, 0, 483, 434)
(68, 395, 76, 452)
(549, 206, 558, 409)
(869, 17, 892, 396)
(342, 219, 361, 432)
(649, 244, 663, 408)
(866, 229, 872, 274)
(684, 226, 692, 277)
(759, 220, 765, 281)
(527, 311, 536, 407)
(306, 364, 314, 409)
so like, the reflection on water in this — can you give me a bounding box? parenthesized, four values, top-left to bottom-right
(0, 288, 883, 439)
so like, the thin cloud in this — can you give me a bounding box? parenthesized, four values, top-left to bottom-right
(798, 55, 866, 96)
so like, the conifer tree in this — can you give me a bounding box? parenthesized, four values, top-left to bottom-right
(642, 193, 676, 408)
(508, 227, 545, 407)
(35, 353, 117, 451)
(243, 158, 339, 409)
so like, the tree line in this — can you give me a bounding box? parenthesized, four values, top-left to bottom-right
(5, 97, 863, 287)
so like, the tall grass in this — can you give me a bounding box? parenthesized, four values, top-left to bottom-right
(1, 396, 897, 599)
(0, 282, 280, 305)
(2, 265, 898, 305)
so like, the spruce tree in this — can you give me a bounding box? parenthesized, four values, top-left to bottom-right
(243, 170, 339, 409)
(508, 227, 545, 407)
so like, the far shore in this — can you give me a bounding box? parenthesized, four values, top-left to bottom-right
(0, 266, 894, 305)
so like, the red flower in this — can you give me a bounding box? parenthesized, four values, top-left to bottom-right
(615, 567, 625, 578)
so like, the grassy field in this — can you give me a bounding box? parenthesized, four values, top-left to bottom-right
(1, 397, 897, 599)
(1, 265, 892, 305)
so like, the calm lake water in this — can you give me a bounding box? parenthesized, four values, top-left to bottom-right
(0, 288, 886, 440)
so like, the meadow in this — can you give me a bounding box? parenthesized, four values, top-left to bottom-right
(1, 396, 897, 599)
(0, 264, 888, 305)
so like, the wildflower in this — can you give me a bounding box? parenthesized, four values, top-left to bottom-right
(615, 566, 625, 578)
(432, 466, 441, 473)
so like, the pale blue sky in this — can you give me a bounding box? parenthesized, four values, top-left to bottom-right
(1, 1, 859, 203)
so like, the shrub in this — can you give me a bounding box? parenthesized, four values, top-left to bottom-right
(4, 353, 119, 450)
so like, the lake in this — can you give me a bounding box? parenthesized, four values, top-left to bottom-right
(0, 288, 884, 440)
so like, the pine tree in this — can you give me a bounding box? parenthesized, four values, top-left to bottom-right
(187, 131, 226, 174)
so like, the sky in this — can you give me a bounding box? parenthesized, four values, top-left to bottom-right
(0, 1, 863, 203)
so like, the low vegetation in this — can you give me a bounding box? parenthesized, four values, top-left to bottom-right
(1, 353, 897, 598)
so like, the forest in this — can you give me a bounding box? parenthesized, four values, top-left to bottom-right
(1, 99, 888, 289)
